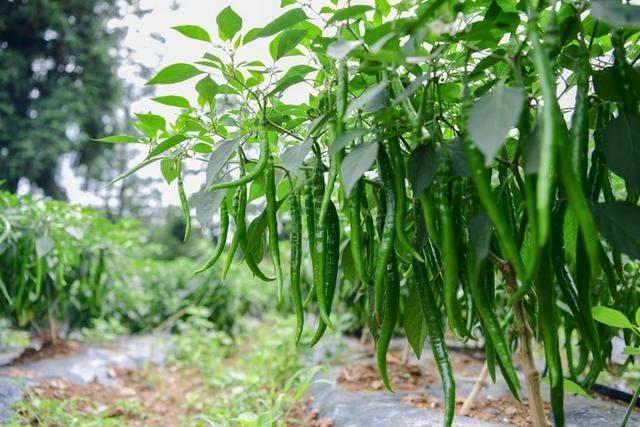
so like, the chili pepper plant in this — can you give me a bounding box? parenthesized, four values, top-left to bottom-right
(103, 0, 640, 425)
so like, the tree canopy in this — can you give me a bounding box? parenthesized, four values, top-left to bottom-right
(0, 0, 129, 198)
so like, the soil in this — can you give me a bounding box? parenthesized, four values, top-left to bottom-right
(14, 363, 332, 426)
(335, 350, 551, 426)
(9, 340, 83, 365)
(289, 397, 334, 427)
(404, 392, 552, 427)
(336, 359, 436, 392)
(17, 364, 207, 426)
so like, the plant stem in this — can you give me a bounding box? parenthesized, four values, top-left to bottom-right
(620, 380, 640, 427)
(502, 260, 547, 427)
(460, 363, 489, 416)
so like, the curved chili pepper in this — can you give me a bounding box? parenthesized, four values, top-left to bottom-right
(194, 198, 229, 274)
(265, 154, 284, 301)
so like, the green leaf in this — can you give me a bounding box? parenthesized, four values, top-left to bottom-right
(327, 39, 363, 60)
(469, 211, 493, 266)
(280, 138, 312, 175)
(340, 142, 378, 197)
(146, 63, 203, 85)
(160, 158, 179, 184)
(135, 113, 166, 136)
(592, 202, 640, 260)
(623, 346, 640, 356)
(217, 6, 243, 41)
(172, 25, 211, 42)
(195, 76, 218, 103)
(329, 129, 369, 155)
(636, 307, 640, 327)
(151, 95, 191, 108)
(593, 67, 640, 103)
(281, 0, 296, 6)
(93, 135, 140, 144)
(404, 283, 429, 359)
(269, 65, 315, 95)
(275, 29, 307, 60)
(446, 138, 470, 177)
(192, 142, 213, 154)
(407, 144, 438, 194)
(392, 74, 429, 106)
(563, 379, 590, 398)
(246, 209, 270, 263)
(110, 158, 160, 184)
(345, 82, 388, 117)
(206, 137, 243, 186)
(148, 134, 187, 158)
(341, 240, 357, 283)
(592, 306, 633, 329)
(467, 83, 525, 166)
(280, 64, 315, 82)
(270, 75, 305, 95)
(591, 0, 640, 28)
(191, 181, 227, 229)
(244, 8, 308, 42)
(601, 113, 640, 193)
(327, 5, 374, 24)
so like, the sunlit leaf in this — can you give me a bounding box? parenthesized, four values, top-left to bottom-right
(172, 25, 211, 42)
(327, 5, 374, 24)
(217, 6, 243, 41)
(93, 135, 140, 144)
(146, 63, 203, 85)
(151, 95, 191, 108)
(592, 306, 633, 329)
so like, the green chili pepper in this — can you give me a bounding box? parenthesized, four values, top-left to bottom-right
(612, 31, 638, 114)
(435, 169, 470, 339)
(374, 144, 397, 321)
(417, 191, 440, 249)
(462, 140, 525, 281)
(208, 132, 269, 191)
(265, 154, 284, 302)
(529, 11, 561, 248)
(221, 188, 243, 280)
(570, 46, 590, 186)
(468, 258, 521, 399)
(236, 155, 275, 282)
(534, 246, 564, 427)
(413, 255, 455, 427)
(289, 183, 304, 344)
(387, 136, 423, 262)
(177, 162, 191, 241)
(194, 198, 229, 274)
(376, 251, 399, 392)
(349, 179, 370, 284)
(311, 152, 332, 327)
(310, 201, 340, 346)
(551, 202, 601, 369)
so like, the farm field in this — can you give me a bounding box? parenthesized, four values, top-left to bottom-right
(1, 0, 640, 426)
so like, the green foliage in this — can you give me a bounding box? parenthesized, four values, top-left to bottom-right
(0, 0, 129, 197)
(103, 0, 640, 425)
(170, 313, 319, 425)
(0, 191, 274, 337)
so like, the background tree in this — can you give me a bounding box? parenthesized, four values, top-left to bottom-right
(0, 0, 134, 198)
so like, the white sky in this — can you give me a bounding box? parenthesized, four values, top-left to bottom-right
(64, 0, 332, 208)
